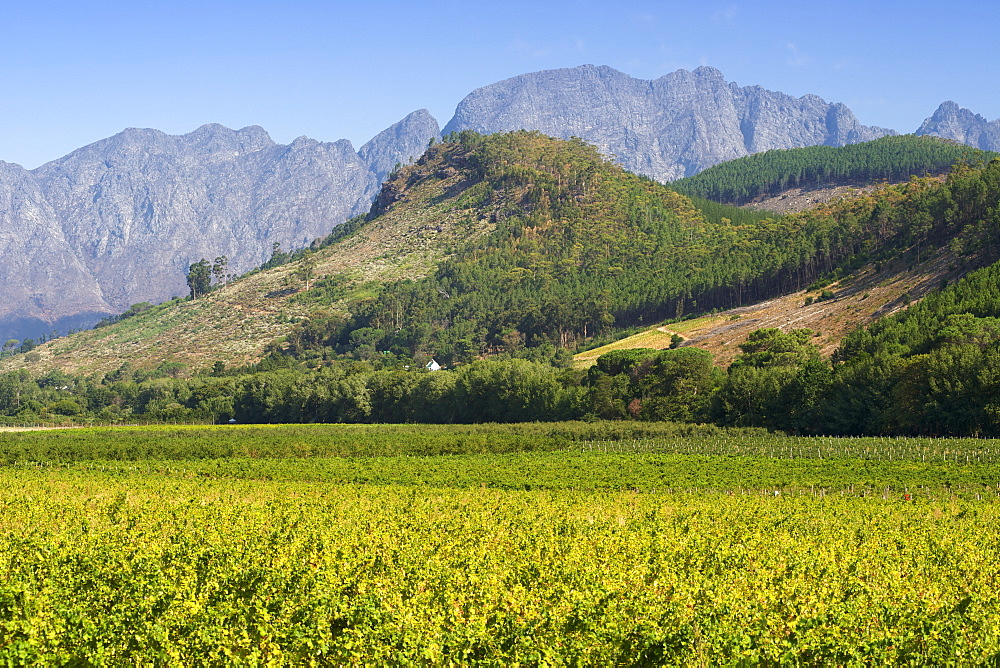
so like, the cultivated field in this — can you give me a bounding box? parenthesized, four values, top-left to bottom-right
(2, 422, 998, 663)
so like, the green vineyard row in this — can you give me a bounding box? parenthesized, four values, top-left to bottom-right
(0, 471, 996, 664)
(3, 423, 1000, 663)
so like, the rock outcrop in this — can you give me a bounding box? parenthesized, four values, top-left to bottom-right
(359, 109, 441, 183)
(443, 65, 895, 181)
(916, 101, 1000, 151)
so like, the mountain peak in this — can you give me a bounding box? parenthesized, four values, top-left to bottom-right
(917, 101, 1000, 150)
(359, 109, 440, 183)
(692, 65, 725, 78)
(924, 100, 986, 123)
(290, 135, 320, 148)
(235, 125, 275, 151)
(188, 122, 230, 135)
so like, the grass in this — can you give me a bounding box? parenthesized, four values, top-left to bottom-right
(572, 314, 728, 367)
(573, 328, 678, 367)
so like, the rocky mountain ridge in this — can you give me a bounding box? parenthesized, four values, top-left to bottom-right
(1, 64, 997, 342)
(916, 101, 1000, 150)
(0, 111, 440, 341)
(443, 65, 895, 181)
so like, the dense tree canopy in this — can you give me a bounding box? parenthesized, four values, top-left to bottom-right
(673, 135, 996, 205)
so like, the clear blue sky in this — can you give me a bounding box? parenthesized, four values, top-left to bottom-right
(1, 0, 996, 169)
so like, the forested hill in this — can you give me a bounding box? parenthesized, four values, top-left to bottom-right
(672, 135, 995, 205)
(278, 132, 1000, 365)
(827, 260, 1000, 436)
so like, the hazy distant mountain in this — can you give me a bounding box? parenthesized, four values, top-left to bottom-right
(0, 114, 440, 341)
(443, 65, 895, 181)
(359, 109, 441, 181)
(0, 161, 112, 340)
(916, 101, 1000, 151)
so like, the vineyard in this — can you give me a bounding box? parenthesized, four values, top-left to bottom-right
(2, 422, 999, 663)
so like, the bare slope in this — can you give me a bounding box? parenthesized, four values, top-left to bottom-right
(575, 243, 966, 368)
(744, 180, 912, 215)
(0, 153, 494, 377)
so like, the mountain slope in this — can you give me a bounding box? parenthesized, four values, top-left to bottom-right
(0, 113, 440, 342)
(281, 133, 1000, 366)
(0, 161, 114, 336)
(2, 131, 791, 374)
(574, 244, 966, 368)
(443, 65, 894, 181)
(0, 147, 494, 377)
(33, 124, 371, 308)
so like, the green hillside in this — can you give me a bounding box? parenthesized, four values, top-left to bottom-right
(8, 130, 997, 376)
(672, 134, 994, 205)
(278, 132, 1000, 365)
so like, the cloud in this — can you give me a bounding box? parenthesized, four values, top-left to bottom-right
(711, 5, 738, 24)
(785, 42, 811, 67)
(509, 38, 550, 59)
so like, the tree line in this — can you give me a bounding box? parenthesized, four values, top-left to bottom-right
(672, 134, 996, 205)
(3, 249, 999, 437)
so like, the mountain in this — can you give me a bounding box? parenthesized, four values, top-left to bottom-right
(8, 130, 998, 380)
(359, 109, 441, 181)
(916, 101, 1000, 151)
(443, 65, 894, 181)
(0, 112, 440, 341)
(0, 136, 500, 376)
(3, 65, 994, 344)
(0, 161, 112, 339)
